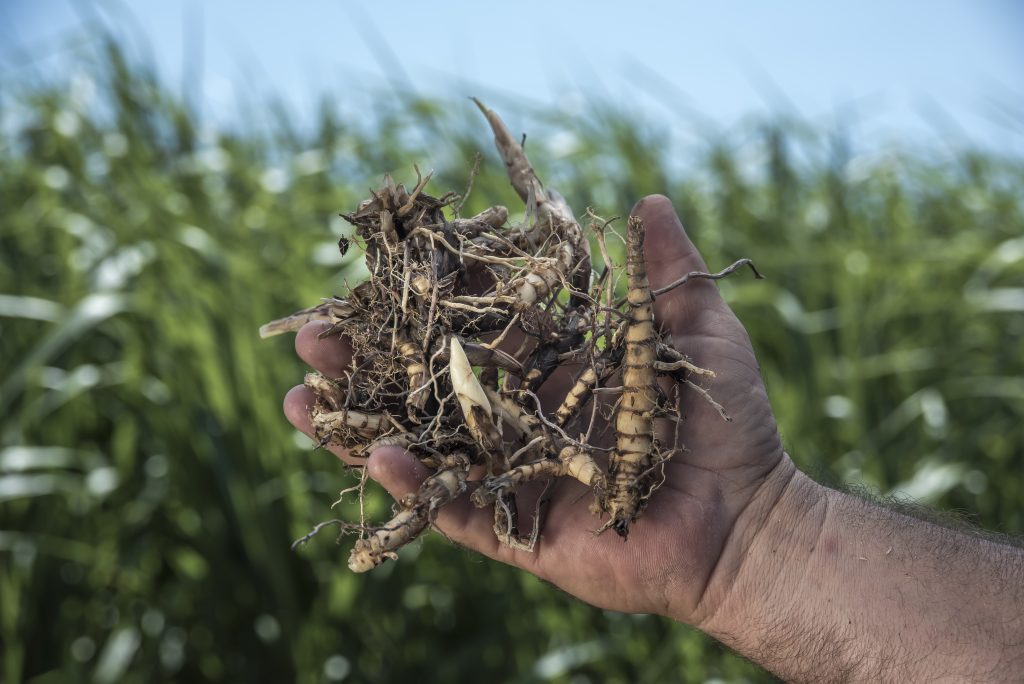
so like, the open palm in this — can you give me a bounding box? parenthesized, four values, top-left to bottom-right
(285, 195, 787, 624)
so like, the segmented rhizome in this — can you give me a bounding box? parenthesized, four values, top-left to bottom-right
(262, 102, 757, 572)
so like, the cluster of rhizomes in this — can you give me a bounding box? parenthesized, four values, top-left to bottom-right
(262, 101, 755, 572)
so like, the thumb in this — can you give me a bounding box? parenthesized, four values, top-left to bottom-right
(630, 194, 723, 336)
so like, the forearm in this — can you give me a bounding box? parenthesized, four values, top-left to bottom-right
(692, 461, 1024, 682)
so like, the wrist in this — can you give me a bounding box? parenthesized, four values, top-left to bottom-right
(690, 457, 830, 638)
(679, 454, 1024, 682)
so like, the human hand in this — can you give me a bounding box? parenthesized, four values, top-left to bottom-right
(284, 194, 793, 624)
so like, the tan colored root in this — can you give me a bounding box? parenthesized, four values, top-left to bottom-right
(312, 409, 386, 439)
(654, 344, 733, 420)
(471, 447, 604, 508)
(304, 372, 346, 410)
(482, 386, 540, 439)
(471, 460, 557, 508)
(600, 216, 660, 538)
(554, 358, 613, 427)
(348, 454, 469, 572)
(471, 98, 575, 230)
(491, 483, 551, 552)
(398, 334, 428, 413)
(259, 296, 358, 338)
(560, 447, 605, 490)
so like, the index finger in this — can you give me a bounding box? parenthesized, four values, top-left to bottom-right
(295, 321, 353, 378)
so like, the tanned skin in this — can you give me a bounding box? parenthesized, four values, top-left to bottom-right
(285, 195, 1024, 683)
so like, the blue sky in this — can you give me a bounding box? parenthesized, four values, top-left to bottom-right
(3, 1, 1023, 153)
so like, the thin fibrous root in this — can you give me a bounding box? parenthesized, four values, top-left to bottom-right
(653, 345, 731, 420)
(291, 519, 360, 551)
(685, 379, 731, 422)
(348, 453, 470, 572)
(650, 258, 764, 298)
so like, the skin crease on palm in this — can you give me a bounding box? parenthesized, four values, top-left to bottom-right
(283, 194, 791, 625)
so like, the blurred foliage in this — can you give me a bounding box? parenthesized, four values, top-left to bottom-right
(2, 37, 1023, 684)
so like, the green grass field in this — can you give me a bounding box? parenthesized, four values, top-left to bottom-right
(2, 39, 1022, 683)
